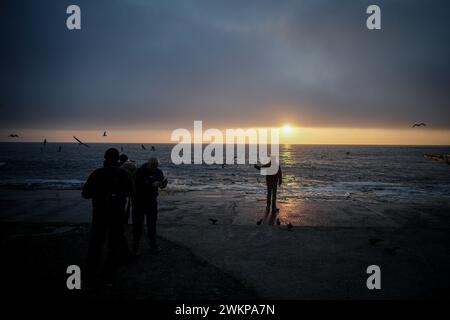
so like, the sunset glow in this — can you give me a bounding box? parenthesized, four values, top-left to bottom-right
(3, 127, 449, 145)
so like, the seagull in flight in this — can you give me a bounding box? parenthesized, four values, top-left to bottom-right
(73, 136, 90, 148)
(8, 134, 19, 138)
(412, 123, 426, 128)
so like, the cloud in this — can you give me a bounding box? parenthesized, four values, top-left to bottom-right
(1, 0, 449, 130)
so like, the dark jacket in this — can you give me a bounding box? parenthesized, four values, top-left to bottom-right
(82, 164, 135, 214)
(255, 163, 283, 186)
(134, 164, 166, 203)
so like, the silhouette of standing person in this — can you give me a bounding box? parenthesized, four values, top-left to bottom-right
(255, 158, 282, 214)
(118, 154, 138, 262)
(82, 148, 135, 287)
(133, 157, 167, 254)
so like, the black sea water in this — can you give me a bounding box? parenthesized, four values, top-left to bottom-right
(0, 143, 449, 206)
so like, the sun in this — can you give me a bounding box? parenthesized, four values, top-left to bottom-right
(282, 125, 293, 134)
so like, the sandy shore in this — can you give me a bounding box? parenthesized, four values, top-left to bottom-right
(1, 188, 450, 299)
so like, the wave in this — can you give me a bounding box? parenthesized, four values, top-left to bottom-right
(1, 176, 449, 205)
(0, 178, 85, 190)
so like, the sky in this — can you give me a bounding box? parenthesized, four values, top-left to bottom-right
(1, 0, 449, 144)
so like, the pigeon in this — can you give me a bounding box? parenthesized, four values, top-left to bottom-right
(412, 123, 426, 128)
(209, 218, 218, 225)
(141, 144, 146, 150)
(368, 238, 384, 246)
(58, 146, 62, 152)
(384, 247, 400, 255)
(73, 136, 90, 148)
(276, 218, 281, 225)
(8, 134, 19, 138)
(103, 131, 107, 137)
(287, 222, 293, 230)
(256, 219, 263, 225)
(151, 146, 155, 151)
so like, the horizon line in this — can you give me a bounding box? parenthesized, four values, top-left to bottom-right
(1, 141, 450, 147)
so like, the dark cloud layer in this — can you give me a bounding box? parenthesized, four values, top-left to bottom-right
(1, 0, 449, 130)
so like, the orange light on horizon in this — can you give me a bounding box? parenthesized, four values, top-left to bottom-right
(1, 127, 450, 145)
(282, 124, 293, 134)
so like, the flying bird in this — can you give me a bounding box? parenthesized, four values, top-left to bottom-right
(412, 123, 426, 128)
(103, 131, 107, 137)
(141, 144, 146, 150)
(368, 238, 384, 246)
(8, 134, 19, 138)
(73, 136, 90, 148)
(287, 222, 294, 230)
(209, 218, 218, 225)
(256, 219, 263, 225)
(384, 247, 400, 255)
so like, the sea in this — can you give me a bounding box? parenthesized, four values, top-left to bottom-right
(1, 143, 449, 206)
